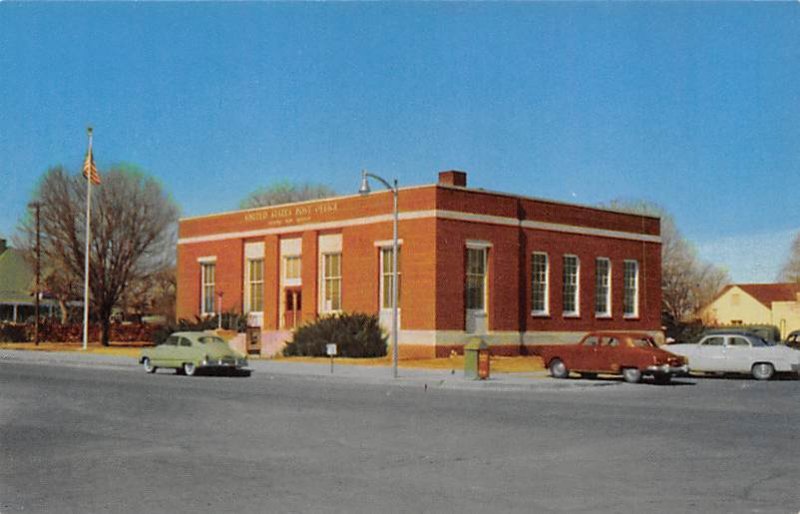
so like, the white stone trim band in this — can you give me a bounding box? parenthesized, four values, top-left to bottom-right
(179, 209, 661, 245)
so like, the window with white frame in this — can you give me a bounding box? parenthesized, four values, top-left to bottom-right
(466, 247, 487, 311)
(562, 255, 579, 316)
(246, 258, 264, 312)
(201, 263, 216, 315)
(321, 253, 342, 312)
(595, 257, 611, 317)
(380, 247, 401, 310)
(531, 252, 549, 315)
(283, 256, 301, 285)
(623, 260, 639, 317)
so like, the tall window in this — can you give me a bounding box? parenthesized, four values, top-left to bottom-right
(380, 247, 401, 310)
(531, 252, 549, 315)
(623, 260, 639, 317)
(284, 256, 301, 285)
(595, 258, 611, 317)
(321, 253, 342, 312)
(562, 255, 579, 316)
(466, 248, 487, 311)
(247, 259, 264, 312)
(201, 263, 216, 315)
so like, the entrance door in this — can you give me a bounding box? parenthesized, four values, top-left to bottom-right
(284, 288, 302, 329)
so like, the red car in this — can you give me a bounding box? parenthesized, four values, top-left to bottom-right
(535, 332, 688, 384)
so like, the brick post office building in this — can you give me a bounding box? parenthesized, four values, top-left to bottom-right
(176, 171, 662, 358)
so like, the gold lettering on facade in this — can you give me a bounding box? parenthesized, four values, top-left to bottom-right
(244, 202, 339, 225)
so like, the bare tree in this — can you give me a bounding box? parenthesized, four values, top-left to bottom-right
(240, 180, 336, 209)
(602, 200, 730, 324)
(778, 232, 800, 282)
(17, 165, 179, 345)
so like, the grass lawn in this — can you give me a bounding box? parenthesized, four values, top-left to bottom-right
(276, 354, 545, 373)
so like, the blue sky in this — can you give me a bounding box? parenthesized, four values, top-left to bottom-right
(1, 3, 799, 282)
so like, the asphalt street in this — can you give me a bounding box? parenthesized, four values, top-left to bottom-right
(1, 360, 799, 514)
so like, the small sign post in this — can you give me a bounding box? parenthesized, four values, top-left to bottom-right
(326, 343, 337, 374)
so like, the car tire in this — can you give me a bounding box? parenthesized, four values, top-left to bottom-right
(622, 368, 642, 384)
(549, 358, 569, 379)
(183, 362, 197, 377)
(142, 358, 156, 374)
(751, 362, 774, 381)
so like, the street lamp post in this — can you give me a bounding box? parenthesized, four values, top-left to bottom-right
(28, 201, 41, 346)
(359, 170, 399, 379)
(217, 291, 224, 330)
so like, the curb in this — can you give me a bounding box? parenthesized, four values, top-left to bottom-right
(0, 349, 620, 392)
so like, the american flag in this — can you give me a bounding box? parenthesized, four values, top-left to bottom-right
(82, 147, 101, 185)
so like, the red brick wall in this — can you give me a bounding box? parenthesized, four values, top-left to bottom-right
(523, 231, 661, 333)
(435, 187, 660, 237)
(176, 239, 244, 320)
(435, 219, 521, 331)
(176, 181, 662, 342)
(300, 231, 318, 324)
(263, 235, 280, 330)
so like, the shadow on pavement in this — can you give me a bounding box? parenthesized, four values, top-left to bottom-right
(563, 374, 696, 387)
(687, 372, 799, 382)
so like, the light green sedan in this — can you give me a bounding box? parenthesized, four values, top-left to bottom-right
(139, 331, 249, 376)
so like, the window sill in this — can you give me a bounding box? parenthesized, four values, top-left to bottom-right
(595, 314, 612, 319)
(531, 312, 550, 318)
(623, 315, 640, 320)
(563, 313, 581, 319)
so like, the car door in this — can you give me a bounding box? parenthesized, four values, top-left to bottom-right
(591, 336, 621, 373)
(574, 335, 601, 371)
(692, 336, 726, 371)
(152, 336, 178, 367)
(176, 336, 194, 365)
(724, 336, 754, 373)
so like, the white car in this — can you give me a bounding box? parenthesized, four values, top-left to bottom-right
(668, 332, 800, 380)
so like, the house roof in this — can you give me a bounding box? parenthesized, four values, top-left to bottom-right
(0, 246, 34, 304)
(723, 283, 800, 308)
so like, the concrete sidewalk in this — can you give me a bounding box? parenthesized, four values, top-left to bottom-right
(0, 348, 621, 392)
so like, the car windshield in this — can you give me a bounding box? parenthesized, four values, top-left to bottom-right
(632, 337, 656, 348)
(752, 337, 772, 347)
(198, 336, 227, 345)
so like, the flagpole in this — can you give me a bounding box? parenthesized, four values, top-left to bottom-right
(82, 127, 93, 351)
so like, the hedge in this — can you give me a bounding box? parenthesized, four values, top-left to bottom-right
(283, 313, 387, 358)
(0, 321, 157, 343)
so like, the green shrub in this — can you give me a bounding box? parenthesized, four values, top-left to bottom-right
(283, 313, 387, 358)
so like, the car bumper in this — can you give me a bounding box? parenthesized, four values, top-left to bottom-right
(200, 359, 248, 369)
(645, 364, 689, 376)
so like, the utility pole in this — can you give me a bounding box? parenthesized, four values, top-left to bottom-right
(28, 201, 41, 346)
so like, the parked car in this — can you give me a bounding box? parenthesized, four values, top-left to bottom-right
(535, 332, 688, 384)
(667, 331, 800, 380)
(139, 331, 249, 376)
(700, 326, 780, 344)
(783, 330, 800, 350)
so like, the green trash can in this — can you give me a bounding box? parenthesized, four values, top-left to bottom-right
(464, 338, 490, 380)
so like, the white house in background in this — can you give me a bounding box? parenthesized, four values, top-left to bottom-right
(700, 283, 800, 338)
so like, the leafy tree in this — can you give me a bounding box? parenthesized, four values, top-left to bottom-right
(16, 165, 179, 345)
(601, 200, 729, 325)
(239, 180, 336, 209)
(778, 233, 800, 282)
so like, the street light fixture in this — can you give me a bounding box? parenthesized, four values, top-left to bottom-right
(359, 170, 399, 379)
